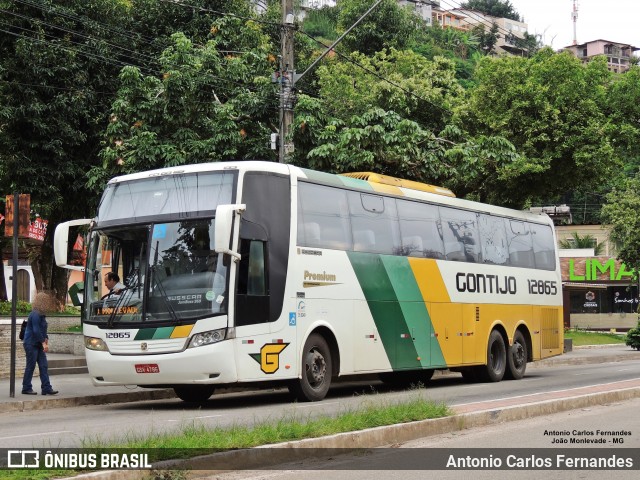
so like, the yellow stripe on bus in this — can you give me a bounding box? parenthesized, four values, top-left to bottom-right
(408, 258, 450, 303)
(171, 325, 194, 338)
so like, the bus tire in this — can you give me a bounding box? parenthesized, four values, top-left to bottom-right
(506, 330, 527, 380)
(173, 385, 215, 403)
(478, 330, 506, 382)
(289, 333, 332, 402)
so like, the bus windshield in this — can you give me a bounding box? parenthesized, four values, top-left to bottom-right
(84, 219, 227, 326)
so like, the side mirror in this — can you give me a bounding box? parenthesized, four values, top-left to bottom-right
(54, 219, 92, 271)
(214, 204, 245, 262)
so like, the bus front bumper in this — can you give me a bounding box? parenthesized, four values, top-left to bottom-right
(85, 340, 237, 386)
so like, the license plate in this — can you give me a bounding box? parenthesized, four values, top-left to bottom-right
(135, 364, 159, 374)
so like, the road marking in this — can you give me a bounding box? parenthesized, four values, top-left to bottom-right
(193, 415, 222, 419)
(3, 430, 73, 440)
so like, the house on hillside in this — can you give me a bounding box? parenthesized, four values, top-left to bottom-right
(564, 39, 639, 73)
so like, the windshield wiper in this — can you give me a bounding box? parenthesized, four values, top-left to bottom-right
(149, 240, 180, 324)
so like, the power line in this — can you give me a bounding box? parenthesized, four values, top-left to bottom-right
(11, 0, 157, 45)
(0, 8, 159, 68)
(155, 0, 282, 28)
(297, 29, 453, 118)
(438, 0, 521, 40)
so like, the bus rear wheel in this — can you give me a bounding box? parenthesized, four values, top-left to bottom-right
(289, 333, 332, 402)
(478, 330, 506, 382)
(506, 330, 528, 380)
(173, 385, 215, 403)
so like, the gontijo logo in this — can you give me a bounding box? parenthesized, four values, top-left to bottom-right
(249, 343, 289, 374)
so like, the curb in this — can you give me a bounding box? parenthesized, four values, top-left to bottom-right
(59, 386, 640, 480)
(0, 389, 175, 414)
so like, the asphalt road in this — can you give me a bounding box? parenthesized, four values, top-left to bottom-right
(1, 358, 639, 449)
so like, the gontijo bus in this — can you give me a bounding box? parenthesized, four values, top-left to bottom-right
(54, 161, 563, 402)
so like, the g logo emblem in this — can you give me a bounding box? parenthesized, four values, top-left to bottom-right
(249, 343, 289, 374)
(140, 342, 148, 351)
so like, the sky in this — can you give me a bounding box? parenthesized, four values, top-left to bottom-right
(508, 0, 639, 50)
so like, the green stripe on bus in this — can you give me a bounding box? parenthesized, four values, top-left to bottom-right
(381, 256, 446, 368)
(134, 328, 156, 340)
(348, 252, 418, 369)
(152, 327, 175, 339)
(339, 176, 373, 190)
(301, 168, 373, 191)
(348, 252, 446, 370)
(300, 168, 345, 188)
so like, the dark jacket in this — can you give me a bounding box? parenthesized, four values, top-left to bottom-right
(23, 310, 48, 346)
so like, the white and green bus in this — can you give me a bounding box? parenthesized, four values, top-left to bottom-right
(54, 161, 563, 402)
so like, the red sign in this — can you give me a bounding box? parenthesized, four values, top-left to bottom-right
(28, 217, 48, 242)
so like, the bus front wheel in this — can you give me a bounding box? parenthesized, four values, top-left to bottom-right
(478, 330, 506, 382)
(506, 330, 528, 380)
(173, 385, 215, 403)
(289, 333, 332, 402)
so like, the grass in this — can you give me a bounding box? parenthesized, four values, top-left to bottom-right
(4, 392, 451, 479)
(564, 329, 626, 346)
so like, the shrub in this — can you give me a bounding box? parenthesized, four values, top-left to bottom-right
(625, 322, 640, 351)
(0, 300, 32, 315)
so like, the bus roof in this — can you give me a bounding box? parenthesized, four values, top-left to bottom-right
(106, 161, 552, 226)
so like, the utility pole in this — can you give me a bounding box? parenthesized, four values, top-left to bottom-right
(279, 0, 295, 163)
(276, 0, 384, 163)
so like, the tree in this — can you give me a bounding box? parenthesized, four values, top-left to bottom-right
(0, 0, 133, 302)
(471, 22, 499, 55)
(93, 26, 277, 184)
(336, 0, 423, 56)
(460, 0, 522, 22)
(459, 49, 619, 207)
(601, 176, 640, 273)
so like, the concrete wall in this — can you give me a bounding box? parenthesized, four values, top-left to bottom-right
(570, 313, 639, 331)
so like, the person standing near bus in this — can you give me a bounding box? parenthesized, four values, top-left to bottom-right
(22, 292, 58, 396)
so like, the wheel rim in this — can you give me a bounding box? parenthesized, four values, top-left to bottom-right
(512, 341, 526, 369)
(304, 348, 326, 389)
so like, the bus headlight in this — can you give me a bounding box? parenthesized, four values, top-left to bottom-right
(85, 336, 109, 352)
(189, 328, 227, 348)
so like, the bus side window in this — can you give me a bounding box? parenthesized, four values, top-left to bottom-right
(238, 239, 267, 296)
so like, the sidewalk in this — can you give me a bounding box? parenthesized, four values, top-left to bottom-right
(1, 344, 639, 414)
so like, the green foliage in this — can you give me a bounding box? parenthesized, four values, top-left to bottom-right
(625, 322, 640, 351)
(93, 24, 277, 182)
(336, 0, 423, 55)
(602, 176, 640, 273)
(302, 6, 339, 40)
(460, 49, 619, 207)
(460, 0, 522, 22)
(0, 301, 32, 316)
(559, 232, 605, 255)
(471, 22, 499, 55)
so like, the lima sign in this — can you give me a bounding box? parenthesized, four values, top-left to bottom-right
(569, 258, 635, 281)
